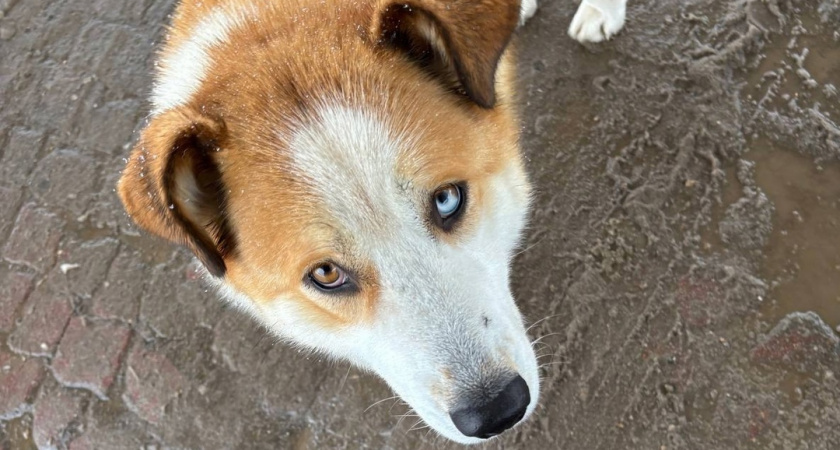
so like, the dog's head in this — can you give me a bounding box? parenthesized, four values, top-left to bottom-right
(119, 0, 537, 443)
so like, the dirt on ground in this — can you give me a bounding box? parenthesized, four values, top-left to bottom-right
(1, 0, 839, 448)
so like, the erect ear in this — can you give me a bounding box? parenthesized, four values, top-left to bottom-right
(117, 108, 235, 277)
(371, 0, 520, 108)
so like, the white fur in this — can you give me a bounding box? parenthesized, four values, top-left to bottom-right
(152, 5, 256, 115)
(210, 105, 538, 444)
(568, 0, 627, 43)
(520, 0, 538, 25)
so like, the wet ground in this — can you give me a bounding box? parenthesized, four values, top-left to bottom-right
(1, 0, 839, 448)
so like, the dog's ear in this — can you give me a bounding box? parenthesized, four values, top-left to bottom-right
(371, 0, 520, 108)
(118, 108, 235, 277)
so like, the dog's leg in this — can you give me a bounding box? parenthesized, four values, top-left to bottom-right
(520, 0, 538, 25)
(568, 0, 627, 43)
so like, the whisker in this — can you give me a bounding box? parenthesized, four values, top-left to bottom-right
(514, 235, 547, 258)
(525, 313, 562, 333)
(364, 395, 401, 413)
(532, 342, 553, 352)
(394, 410, 419, 429)
(408, 419, 429, 432)
(530, 332, 562, 346)
(388, 398, 407, 414)
(337, 365, 352, 393)
(538, 361, 565, 369)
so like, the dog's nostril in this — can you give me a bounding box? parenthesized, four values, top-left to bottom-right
(449, 375, 530, 439)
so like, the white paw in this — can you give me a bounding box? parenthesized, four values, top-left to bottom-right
(520, 0, 538, 26)
(568, 0, 626, 43)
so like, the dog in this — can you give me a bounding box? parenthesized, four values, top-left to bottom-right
(117, 0, 626, 443)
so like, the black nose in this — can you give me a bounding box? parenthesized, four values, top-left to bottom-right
(449, 375, 530, 439)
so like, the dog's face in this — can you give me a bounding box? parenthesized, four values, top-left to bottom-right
(119, 0, 537, 443)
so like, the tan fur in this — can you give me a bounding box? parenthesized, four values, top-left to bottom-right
(118, 0, 523, 327)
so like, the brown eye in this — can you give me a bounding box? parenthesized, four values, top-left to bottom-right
(432, 183, 466, 231)
(309, 262, 348, 290)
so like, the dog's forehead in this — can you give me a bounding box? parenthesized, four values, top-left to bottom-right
(289, 106, 407, 231)
(282, 102, 511, 245)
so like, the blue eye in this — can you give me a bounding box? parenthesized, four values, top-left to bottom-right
(434, 184, 463, 220)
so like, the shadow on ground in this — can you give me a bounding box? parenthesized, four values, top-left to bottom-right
(1, 0, 839, 448)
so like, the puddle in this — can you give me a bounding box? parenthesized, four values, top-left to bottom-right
(744, 27, 840, 118)
(800, 36, 840, 86)
(743, 37, 796, 110)
(0, 415, 36, 450)
(749, 141, 840, 328)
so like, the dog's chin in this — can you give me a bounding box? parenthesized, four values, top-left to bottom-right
(412, 409, 486, 445)
(414, 399, 539, 445)
(440, 433, 489, 446)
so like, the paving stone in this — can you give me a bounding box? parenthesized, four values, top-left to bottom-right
(0, 127, 45, 186)
(14, 61, 87, 134)
(123, 343, 186, 425)
(0, 269, 33, 333)
(0, 269, 35, 332)
(26, 2, 90, 63)
(32, 380, 84, 450)
(90, 24, 155, 106)
(57, 238, 120, 298)
(2, 203, 63, 273)
(0, 346, 45, 420)
(0, 185, 22, 238)
(141, 259, 221, 338)
(7, 273, 74, 357)
(76, 99, 140, 155)
(51, 317, 132, 400)
(90, 247, 145, 321)
(29, 149, 99, 217)
(69, 409, 157, 450)
(211, 311, 325, 414)
(67, 434, 93, 450)
(83, 153, 136, 233)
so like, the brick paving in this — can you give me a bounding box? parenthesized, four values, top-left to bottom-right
(0, 1, 252, 445)
(0, 3, 331, 444)
(0, 347, 44, 420)
(0, 271, 34, 333)
(7, 275, 74, 358)
(1, 0, 839, 448)
(50, 317, 132, 400)
(2, 205, 63, 273)
(122, 343, 185, 425)
(31, 380, 83, 449)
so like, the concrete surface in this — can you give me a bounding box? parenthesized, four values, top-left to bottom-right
(1, 0, 840, 448)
